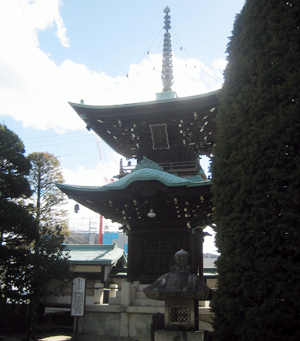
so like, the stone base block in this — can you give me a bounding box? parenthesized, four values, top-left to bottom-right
(78, 337, 150, 341)
(155, 330, 204, 341)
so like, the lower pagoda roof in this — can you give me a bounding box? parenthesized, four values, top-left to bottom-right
(59, 168, 209, 193)
(57, 159, 213, 228)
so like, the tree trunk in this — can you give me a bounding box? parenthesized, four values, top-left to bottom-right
(36, 165, 41, 225)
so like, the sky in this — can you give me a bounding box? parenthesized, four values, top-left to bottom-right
(0, 0, 246, 253)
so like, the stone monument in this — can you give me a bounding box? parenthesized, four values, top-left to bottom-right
(143, 249, 212, 340)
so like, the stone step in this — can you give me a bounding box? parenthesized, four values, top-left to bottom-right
(132, 298, 164, 307)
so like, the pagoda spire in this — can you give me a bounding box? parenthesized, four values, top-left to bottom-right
(161, 6, 174, 92)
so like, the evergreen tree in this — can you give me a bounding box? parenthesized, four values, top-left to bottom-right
(0, 124, 37, 332)
(0, 124, 37, 295)
(20, 152, 71, 339)
(211, 1, 300, 340)
(27, 152, 68, 235)
(4, 223, 72, 339)
(0, 140, 71, 337)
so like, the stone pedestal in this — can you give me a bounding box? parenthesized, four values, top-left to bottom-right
(144, 250, 212, 340)
(155, 330, 204, 341)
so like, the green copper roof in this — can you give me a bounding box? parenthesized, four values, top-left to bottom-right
(69, 90, 219, 112)
(57, 168, 211, 195)
(56, 155, 213, 225)
(64, 244, 127, 266)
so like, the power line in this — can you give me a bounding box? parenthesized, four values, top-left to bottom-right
(56, 150, 98, 158)
(25, 137, 97, 148)
(24, 130, 92, 141)
(54, 146, 112, 159)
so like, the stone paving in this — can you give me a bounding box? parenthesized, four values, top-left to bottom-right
(0, 332, 72, 341)
(39, 336, 71, 341)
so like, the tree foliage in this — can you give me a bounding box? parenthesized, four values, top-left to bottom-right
(0, 124, 37, 293)
(0, 132, 72, 337)
(27, 152, 68, 234)
(20, 152, 71, 337)
(211, 1, 300, 340)
(3, 224, 72, 338)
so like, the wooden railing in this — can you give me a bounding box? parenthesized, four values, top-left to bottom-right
(119, 159, 203, 177)
(158, 160, 201, 172)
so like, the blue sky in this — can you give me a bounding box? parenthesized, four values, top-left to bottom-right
(38, 1, 243, 76)
(0, 0, 245, 253)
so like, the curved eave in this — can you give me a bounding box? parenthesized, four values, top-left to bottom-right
(57, 180, 211, 197)
(57, 179, 212, 225)
(57, 169, 211, 195)
(69, 90, 219, 117)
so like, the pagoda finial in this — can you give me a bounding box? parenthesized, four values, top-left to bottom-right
(161, 6, 173, 92)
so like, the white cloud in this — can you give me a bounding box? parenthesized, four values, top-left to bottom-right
(54, 11, 69, 47)
(0, 0, 225, 132)
(203, 226, 219, 255)
(62, 153, 123, 232)
(212, 58, 227, 79)
(21, 0, 69, 47)
(0, 0, 68, 47)
(0, 1, 226, 253)
(0, 0, 72, 130)
(62, 161, 120, 187)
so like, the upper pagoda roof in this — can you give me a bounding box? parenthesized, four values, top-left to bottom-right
(69, 90, 218, 160)
(70, 90, 218, 117)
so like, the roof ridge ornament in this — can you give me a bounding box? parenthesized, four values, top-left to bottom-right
(132, 156, 164, 172)
(161, 6, 174, 92)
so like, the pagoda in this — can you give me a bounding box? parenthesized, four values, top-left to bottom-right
(58, 7, 218, 284)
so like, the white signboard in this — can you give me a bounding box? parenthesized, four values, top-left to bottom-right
(71, 277, 86, 317)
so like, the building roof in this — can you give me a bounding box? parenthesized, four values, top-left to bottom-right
(58, 168, 211, 194)
(69, 91, 218, 160)
(57, 164, 212, 226)
(64, 243, 127, 266)
(70, 91, 218, 117)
